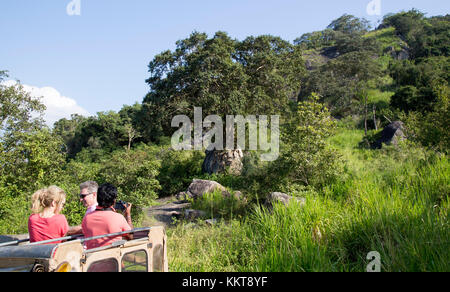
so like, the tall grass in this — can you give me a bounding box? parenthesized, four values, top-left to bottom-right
(241, 155, 448, 272)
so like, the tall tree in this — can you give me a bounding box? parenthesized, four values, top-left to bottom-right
(142, 32, 305, 142)
(327, 14, 371, 35)
(300, 51, 383, 117)
(0, 71, 45, 134)
(0, 71, 64, 192)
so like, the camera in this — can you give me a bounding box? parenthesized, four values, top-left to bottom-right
(114, 200, 129, 212)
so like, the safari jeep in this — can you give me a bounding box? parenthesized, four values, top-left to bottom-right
(0, 226, 168, 272)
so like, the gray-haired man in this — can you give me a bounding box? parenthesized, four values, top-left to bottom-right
(79, 181, 99, 216)
(66, 181, 100, 236)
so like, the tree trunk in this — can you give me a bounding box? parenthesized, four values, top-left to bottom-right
(364, 94, 368, 136)
(373, 104, 378, 131)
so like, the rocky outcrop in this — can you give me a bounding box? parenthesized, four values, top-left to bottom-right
(181, 179, 231, 200)
(384, 46, 410, 60)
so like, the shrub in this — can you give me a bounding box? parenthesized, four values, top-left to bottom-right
(272, 93, 344, 189)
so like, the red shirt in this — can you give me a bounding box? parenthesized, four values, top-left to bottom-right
(82, 208, 131, 250)
(28, 213, 69, 244)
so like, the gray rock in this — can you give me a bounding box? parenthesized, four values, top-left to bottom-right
(372, 121, 406, 149)
(175, 191, 190, 201)
(396, 49, 410, 60)
(186, 179, 230, 200)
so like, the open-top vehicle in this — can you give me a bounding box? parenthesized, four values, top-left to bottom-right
(0, 226, 168, 272)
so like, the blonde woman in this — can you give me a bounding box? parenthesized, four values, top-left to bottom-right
(28, 186, 69, 244)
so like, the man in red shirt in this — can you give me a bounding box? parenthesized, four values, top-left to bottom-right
(82, 183, 133, 250)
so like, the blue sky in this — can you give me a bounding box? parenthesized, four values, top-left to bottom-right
(0, 0, 448, 125)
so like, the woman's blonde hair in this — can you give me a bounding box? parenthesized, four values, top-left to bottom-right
(31, 186, 67, 214)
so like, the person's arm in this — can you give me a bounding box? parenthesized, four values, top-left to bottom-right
(124, 203, 133, 229)
(67, 225, 83, 236)
(123, 203, 133, 240)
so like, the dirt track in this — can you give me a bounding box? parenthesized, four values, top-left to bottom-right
(143, 196, 191, 227)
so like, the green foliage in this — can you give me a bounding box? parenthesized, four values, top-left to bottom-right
(1, 129, 65, 191)
(363, 27, 407, 53)
(268, 93, 344, 190)
(97, 145, 161, 223)
(54, 109, 142, 159)
(402, 85, 450, 152)
(382, 9, 449, 58)
(389, 56, 449, 113)
(0, 75, 67, 233)
(294, 29, 335, 50)
(327, 14, 371, 35)
(300, 49, 383, 117)
(157, 149, 204, 197)
(0, 71, 45, 133)
(142, 32, 304, 141)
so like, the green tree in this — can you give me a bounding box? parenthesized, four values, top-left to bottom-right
(235, 35, 305, 115)
(327, 14, 371, 35)
(54, 109, 142, 159)
(142, 31, 248, 141)
(389, 56, 449, 113)
(0, 71, 63, 191)
(53, 113, 87, 156)
(141, 32, 305, 142)
(0, 71, 66, 233)
(300, 51, 383, 117)
(403, 85, 449, 152)
(294, 29, 335, 49)
(0, 71, 45, 134)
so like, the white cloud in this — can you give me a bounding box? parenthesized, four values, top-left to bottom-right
(2, 80, 91, 127)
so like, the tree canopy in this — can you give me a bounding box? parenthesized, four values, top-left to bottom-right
(141, 32, 305, 141)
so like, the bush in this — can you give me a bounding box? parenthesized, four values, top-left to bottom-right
(402, 85, 449, 153)
(157, 149, 204, 198)
(272, 93, 344, 189)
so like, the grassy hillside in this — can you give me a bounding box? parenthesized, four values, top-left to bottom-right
(167, 127, 449, 272)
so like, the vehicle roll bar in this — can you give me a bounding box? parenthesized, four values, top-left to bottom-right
(0, 227, 152, 247)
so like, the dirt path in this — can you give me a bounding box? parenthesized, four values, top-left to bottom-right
(143, 196, 191, 227)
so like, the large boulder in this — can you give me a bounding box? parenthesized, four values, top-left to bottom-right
(185, 179, 231, 200)
(202, 149, 244, 175)
(372, 121, 406, 149)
